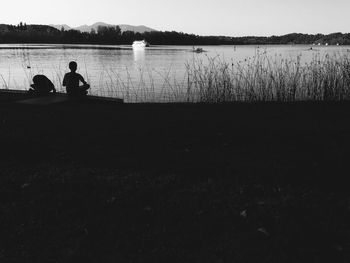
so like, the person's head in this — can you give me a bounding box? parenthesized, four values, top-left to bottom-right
(69, 61, 77, 72)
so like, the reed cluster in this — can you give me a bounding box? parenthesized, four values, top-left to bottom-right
(185, 52, 350, 103)
(4, 51, 350, 103)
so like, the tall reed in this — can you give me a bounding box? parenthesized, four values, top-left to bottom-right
(185, 52, 350, 102)
(5, 51, 350, 103)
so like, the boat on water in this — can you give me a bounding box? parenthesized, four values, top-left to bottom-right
(132, 40, 150, 48)
(192, 47, 204, 53)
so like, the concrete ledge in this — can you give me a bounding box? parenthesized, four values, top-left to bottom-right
(0, 89, 124, 104)
(16, 95, 72, 105)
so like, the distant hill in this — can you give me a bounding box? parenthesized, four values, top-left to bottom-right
(49, 24, 71, 31)
(118, 24, 157, 33)
(1, 23, 350, 45)
(50, 22, 157, 33)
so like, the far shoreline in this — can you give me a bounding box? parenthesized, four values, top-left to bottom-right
(0, 42, 348, 47)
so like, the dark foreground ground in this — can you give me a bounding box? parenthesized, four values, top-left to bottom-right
(1, 96, 350, 262)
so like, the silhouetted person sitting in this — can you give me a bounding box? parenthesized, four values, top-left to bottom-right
(29, 75, 56, 95)
(63, 61, 90, 96)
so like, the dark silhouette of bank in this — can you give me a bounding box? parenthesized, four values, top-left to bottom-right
(29, 75, 56, 95)
(1, 23, 350, 45)
(63, 61, 90, 96)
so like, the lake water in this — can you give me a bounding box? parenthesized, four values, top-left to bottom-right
(0, 44, 349, 102)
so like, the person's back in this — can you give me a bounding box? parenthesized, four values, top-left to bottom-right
(63, 61, 90, 96)
(29, 75, 56, 95)
(63, 71, 85, 93)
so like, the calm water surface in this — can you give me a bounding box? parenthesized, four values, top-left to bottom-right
(0, 44, 349, 101)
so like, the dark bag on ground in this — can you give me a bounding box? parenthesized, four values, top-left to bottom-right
(29, 75, 56, 95)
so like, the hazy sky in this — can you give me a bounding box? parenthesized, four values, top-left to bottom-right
(1, 0, 349, 36)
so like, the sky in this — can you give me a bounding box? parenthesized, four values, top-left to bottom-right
(1, 0, 349, 36)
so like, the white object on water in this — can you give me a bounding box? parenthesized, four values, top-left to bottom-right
(132, 40, 149, 49)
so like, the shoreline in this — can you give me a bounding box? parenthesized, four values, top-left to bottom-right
(1, 95, 350, 262)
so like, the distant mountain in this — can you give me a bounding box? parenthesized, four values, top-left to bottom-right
(49, 24, 71, 31)
(74, 23, 98, 32)
(50, 22, 157, 33)
(3, 22, 350, 46)
(118, 24, 157, 33)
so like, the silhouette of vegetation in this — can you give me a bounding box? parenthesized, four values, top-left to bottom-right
(185, 53, 350, 103)
(1, 23, 350, 45)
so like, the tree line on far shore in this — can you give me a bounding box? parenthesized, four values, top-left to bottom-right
(1, 23, 350, 45)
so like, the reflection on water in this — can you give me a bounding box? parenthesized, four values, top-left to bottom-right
(133, 48, 145, 62)
(0, 44, 349, 101)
